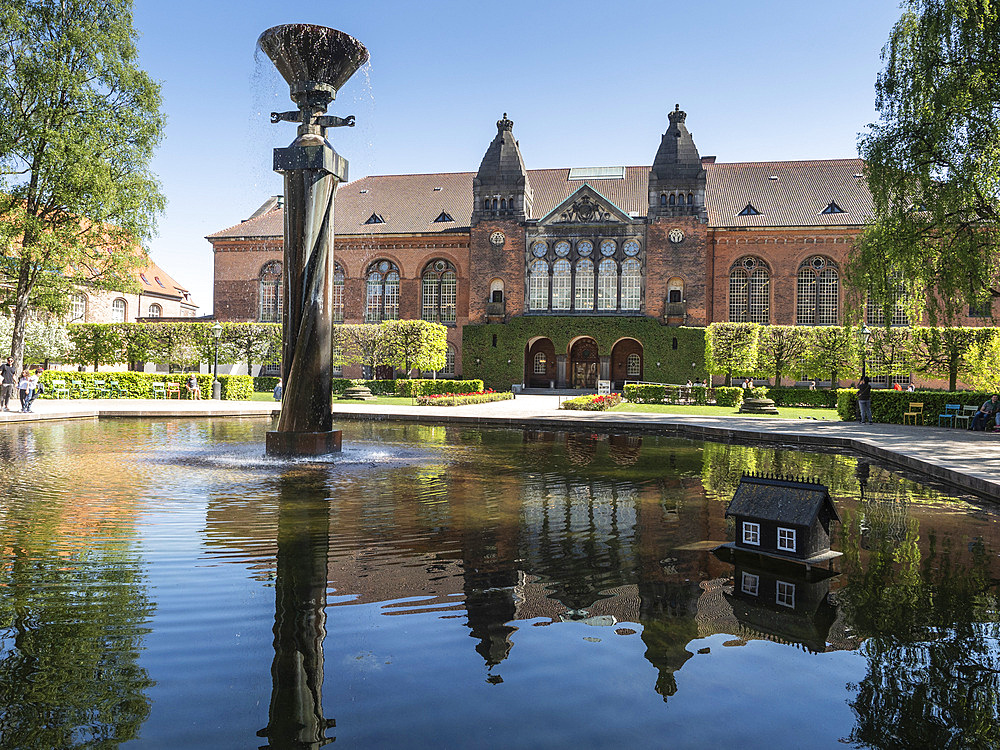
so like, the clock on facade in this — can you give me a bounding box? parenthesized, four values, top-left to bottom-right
(668, 229, 685, 244)
(490, 231, 505, 247)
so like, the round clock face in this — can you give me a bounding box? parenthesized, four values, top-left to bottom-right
(554, 241, 570, 257)
(623, 239, 640, 256)
(531, 241, 547, 258)
(577, 240, 593, 256)
(490, 231, 505, 247)
(668, 229, 685, 244)
(600, 240, 616, 257)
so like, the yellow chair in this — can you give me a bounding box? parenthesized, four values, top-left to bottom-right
(903, 402, 924, 425)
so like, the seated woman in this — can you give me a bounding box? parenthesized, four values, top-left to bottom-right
(185, 374, 201, 400)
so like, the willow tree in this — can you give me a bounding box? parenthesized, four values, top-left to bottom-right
(850, 0, 1000, 324)
(0, 0, 164, 370)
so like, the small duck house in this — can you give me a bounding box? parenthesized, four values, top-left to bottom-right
(723, 473, 841, 566)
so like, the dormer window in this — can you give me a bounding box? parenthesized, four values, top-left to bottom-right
(821, 202, 845, 214)
(364, 213, 385, 225)
(433, 211, 454, 223)
(738, 204, 761, 216)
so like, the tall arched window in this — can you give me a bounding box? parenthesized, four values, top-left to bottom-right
(112, 298, 127, 323)
(598, 258, 618, 311)
(365, 260, 400, 323)
(797, 256, 839, 325)
(333, 263, 345, 323)
(421, 259, 457, 323)
(551, 259, 571, 310)
(626, 353, 641, 377)
(70, 293, 87, 322)
(866, 271, 909, 326)
(729, 257, 769, 323)
(259, 260, 282, 322)
(533, 351, 547, 374)
(528, 259, 549, 311)
(148, 303, 162, 318)
(574, 258, 594, 310)
(620, 258, 641, 311)
(441, 344, 456, 376)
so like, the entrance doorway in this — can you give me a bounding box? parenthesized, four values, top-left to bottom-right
(570, 337, 599, 389)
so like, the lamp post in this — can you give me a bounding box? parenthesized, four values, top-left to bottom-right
(211, 321, 222, 400)
(860, 324, 871, 379)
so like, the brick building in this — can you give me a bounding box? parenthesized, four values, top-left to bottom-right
(207, 106, 972, 387)
(68, 259, 199, 325)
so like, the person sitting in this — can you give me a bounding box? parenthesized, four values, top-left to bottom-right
(185, 374, 201, 400)
(971, 394, 999, 431)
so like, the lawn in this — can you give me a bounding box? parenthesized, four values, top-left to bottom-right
(610, 402, 841, 421)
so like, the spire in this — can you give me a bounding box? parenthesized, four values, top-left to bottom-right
(651, 104, 703, 180)
(648, 104, 707, 221)
(472, 113, 533, 224)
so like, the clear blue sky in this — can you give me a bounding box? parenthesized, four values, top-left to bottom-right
(132, 0, 904, 315)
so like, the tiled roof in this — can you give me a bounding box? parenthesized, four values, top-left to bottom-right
(206, 159, 872, 240)
(137, 260, 194, 305)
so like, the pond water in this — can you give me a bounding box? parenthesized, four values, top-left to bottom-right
(0, 418, 997, 749)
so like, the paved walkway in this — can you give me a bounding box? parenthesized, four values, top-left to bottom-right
(3, 395, 999, 499)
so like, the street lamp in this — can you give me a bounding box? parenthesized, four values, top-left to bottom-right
(860, 324, 871, 379)
(211, 321, 222, 400)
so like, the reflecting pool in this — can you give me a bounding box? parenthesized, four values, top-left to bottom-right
(0, 419, 997, 749)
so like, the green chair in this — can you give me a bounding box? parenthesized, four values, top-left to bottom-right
(69, 379, 89, 399)
(937, 403, 960, 427)
(152, 382, 166, 399)
(106, 380, 123, 398)
(956, 404, 978, 430)
(51, 379, 70, 399)
(91, 379, 109, 398)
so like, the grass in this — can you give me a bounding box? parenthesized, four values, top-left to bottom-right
(610, 402, 841, 421)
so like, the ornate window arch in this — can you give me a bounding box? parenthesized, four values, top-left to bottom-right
(729, 256, 770, 323)
(626, 353, 641, 377)
(597, 258, 618, 311)
(620, 258, 641, 310)
(112, 297, 127, 323)
(574, 258, 594, 310)
(533, 351, 547, 374)
(421, 259, 457, 323)
(70, 292, 87, 322)
(528, 259, 549, 311)
(797, 255, 839, 325)
(333, 263, 345, 323)
(365, 260, 400, 323)
(147, 303, 162, 318)
(259, 260, 282, 322)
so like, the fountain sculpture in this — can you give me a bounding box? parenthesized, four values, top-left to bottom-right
(258, 24, 369, 456)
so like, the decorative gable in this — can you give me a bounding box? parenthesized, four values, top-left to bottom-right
(537, 184, 634, 227)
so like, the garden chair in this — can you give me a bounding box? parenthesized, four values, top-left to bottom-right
(92, 379, 109, 398)
(106, 380, 123, 399)
(69, 379, 88, 399)
(902, 402, 924, 425)
(165, 382, 182, 399)
(937, 404, 960, 428)
(51, 379, 70, 399)
(152, 382, 167, 399)
(956, 404, 978, 430)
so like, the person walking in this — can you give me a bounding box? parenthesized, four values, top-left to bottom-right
(17, 370, 30, 412)
(857, 375, 873, 425)
(0, 356, 16, 412)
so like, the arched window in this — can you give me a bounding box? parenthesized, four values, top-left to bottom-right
(440, 344, 456, 376)
(148, 303, 162, 318)
(490, 279, 504, 303)
(500, 198, 507, 210)
(797, 256, 839, 325)
(551, 259, 571, 310)
(574, 258, 594, 310)
(866, 271, 909, 326)
(660, 194, 667, 206)
(626, 353, 641, 377)
(678, 193, 685, 205)
(365, 260, 400, 323)
(669, 194, 676, 206)
(533, 351, 547, 375)
(112, 298, 127, 323)
(729, 257, 770, 324)
(688, 193, 693, 205)
(421, 259, 457, 323)
(620, 258, 641, 311)
(333, 263, 345, 323)
(259, 260, 282, 322)
(70, 293, 87, 322)
(528, 259, 549, 311)
(598, 258, 618, 311)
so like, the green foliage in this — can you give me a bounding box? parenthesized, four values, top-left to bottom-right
(963, 333, 1000, 392)
(866, 327, 917, 378)
(462, 318, 706, 390)
(0, 0, 165, 368)
(559, 393, 622, 411)
(218, 374, 252, 400)
(851, 0, 1000, 324)
(801, 326, 856, 386)
(417, 391, 512, 406)
(380, 320, 447, 375)
(767, 387, 838, 408)
(395, 378, 484, 397)
(912, 326, 985, 391)
(359, 379, 396, 396)
(836, 386, 993, 424)
(333, 325, 387, 371)
(35, 370, 252, 400)
(705, 323, 759, 384)
(756, 325, 810, 386)
(66, 323, 125, 369)
(623, 384, 666, 403)
(713, 387, 745, 408)
(254, 375, 281, 392)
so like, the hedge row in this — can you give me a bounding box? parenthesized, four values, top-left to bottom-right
(416, 391, 512, 406)
(36, 371, 254, 400)
(836, 388, 995, 424)
(560, 393, 623, 411)
(622, 384, 748, 408)
(767, 387, 838, 409)
(395, 379, 485, 397)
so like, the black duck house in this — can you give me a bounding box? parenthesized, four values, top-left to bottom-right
(723, 474, 842, 565)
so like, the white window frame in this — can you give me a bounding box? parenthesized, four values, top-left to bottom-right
(741, 572, 759, 596)
(112, 298, 127, 323)
(777, 527, 797, 552)
(742, 521, 760, 546)
(776, 580, 796, 609)
(533, 352, 547, 375)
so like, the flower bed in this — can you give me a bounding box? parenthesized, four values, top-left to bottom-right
(560, 393, 622, 411)
(416, 390, 513, 406)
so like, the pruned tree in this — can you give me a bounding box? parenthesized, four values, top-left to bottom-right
(865, 327, 916, 382)
(218, 322, 281, 375)
(756, 325, 809, 387)
(23, 314, 70, 365)
(912, 326, 984, 391)
(961, 331, 1000, 392)
(705, 322, 759, 386)
(67, 323, 125, 371)
(380, 320, 447, 377)
(0, 0, 165, 371)
(801, 326, 856, 387)
(334, 324, 387, 374)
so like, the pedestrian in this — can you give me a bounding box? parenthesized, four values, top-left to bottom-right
(273, 378, 283, 401)
(857, 375, 872, 425)
(809, 380, 816, 391)
(0, 356, 16, 412)
(23, 368, 41, 412)
(17, 370, 30, 412)
(906, 383, 915, 392)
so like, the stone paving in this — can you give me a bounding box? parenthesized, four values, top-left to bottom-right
(2, 394, 998, 499)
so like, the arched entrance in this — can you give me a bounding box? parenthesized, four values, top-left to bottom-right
(611, 338, 643, 389)
(569, 337, 600, 389)
(526, 338, 556, 388)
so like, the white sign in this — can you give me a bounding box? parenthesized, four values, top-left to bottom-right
(597, 380, 611, 395)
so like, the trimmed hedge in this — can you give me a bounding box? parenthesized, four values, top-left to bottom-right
(37, 371, 253, 400)
(767, 386, 838, 409)
(254, 376, 280, 392)
(417, 391, 512, 406)
(622, 383, 743, 408)
(836, 388, 994, 424)
(560, 393, 622, 411)
(713, 387, 745, 408)
(395, 379, 485, 397)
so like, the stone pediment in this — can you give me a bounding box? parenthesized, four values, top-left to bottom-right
(538, 185, 633, 227)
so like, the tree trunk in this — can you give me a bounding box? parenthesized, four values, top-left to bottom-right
(10, 259, 33, 374)
(949, 362, 958, 392)
(775, 370, 783, 387)
(831, 369, 839, 389)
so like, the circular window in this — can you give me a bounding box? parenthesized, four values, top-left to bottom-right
(554, 241, 570, 257)
(811, 256, 825, 269)
(743, 257, 757, 269)
(577, 240, 593, 256)
(379, 261, 390, 273)
(623, 239, 640, 256)
(532, 241, 547, 258)
(434, 260, 446, 271)
(600, 240, 616, 257)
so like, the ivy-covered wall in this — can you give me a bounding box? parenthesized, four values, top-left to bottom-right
(462, 317, 706, 390)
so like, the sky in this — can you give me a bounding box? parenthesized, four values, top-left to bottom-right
(131, 0, 905, 315)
